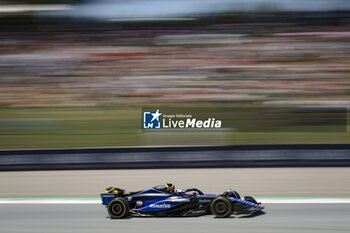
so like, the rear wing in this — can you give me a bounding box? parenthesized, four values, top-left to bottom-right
(101, 193, 118, 206)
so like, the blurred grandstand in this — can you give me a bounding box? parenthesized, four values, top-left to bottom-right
(0, 0, 349, 149)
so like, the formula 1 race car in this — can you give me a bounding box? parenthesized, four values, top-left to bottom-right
(101, 185, 264, 218)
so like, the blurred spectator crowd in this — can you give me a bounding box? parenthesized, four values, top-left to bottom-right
(0, 16, 350, 109)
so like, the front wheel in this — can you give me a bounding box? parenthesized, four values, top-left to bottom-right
(210, 197, 232, 218)
(107, 198, 129, 219)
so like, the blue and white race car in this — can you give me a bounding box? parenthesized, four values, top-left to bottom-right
(101, 185, 264, 218)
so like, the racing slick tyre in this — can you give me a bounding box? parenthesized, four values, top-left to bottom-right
(210, 197, 232, 218)
(107, 198, 129, 219)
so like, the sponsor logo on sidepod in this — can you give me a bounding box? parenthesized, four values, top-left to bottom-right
(149, 203, 171, 208)
(136, 200, 143, 207)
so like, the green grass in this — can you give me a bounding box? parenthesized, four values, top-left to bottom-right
(0, 106, 348, 149)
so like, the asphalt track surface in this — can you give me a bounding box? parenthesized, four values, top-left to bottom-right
(1, 204, 350, 233)
(1, 168, 350, 197)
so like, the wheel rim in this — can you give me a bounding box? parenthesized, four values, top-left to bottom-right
(111, 203, 123, 215)
(214, 201, 227, 214)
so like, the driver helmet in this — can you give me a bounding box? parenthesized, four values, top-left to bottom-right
(166, 182, 175, 192)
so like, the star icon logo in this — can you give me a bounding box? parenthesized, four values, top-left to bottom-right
(150, 109, 161, 122)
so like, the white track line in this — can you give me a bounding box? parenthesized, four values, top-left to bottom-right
(261, 199, 350, 204)
(0, 200, 100, 204)
(1, 199, 350, 204)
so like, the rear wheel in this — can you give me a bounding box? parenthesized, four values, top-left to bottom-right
(107, 198, 129, 219)
(210, 197, 232, 218)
